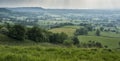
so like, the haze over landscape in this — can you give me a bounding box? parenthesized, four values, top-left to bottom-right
(0, 0, 120, 9)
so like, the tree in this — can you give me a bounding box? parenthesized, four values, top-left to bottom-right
(49, 32, 68, 44)
(100, 27, 104, 31)
(8, 25, 26, 40)
(96, 29, 100, 36)
(27, 26, 49, 42)
(85, 25, 93, 31)
(72, 36, 80, 45)
(75, 27, 88, 35)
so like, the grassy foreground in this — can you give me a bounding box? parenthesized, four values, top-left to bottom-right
(0, 45, 120, 61)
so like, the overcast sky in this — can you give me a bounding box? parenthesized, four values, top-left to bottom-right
(0, 0, 120, 9)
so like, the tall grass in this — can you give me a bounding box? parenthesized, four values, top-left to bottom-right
(0, 45, 119, 61)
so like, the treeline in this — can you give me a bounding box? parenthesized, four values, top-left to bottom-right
(50, 23, 74, 29)
(0, 24, 81, 46)
(0, 24, 104, 48)
(2, 24, 68, 44)
(75, 24, 101, 36)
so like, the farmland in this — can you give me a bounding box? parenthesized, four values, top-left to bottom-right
(50, 26, 120, 49)
(0, 7, 120, 61)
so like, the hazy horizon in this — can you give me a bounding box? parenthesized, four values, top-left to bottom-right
(0, 0, 120, 9)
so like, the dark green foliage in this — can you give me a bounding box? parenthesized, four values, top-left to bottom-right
(0, 25, 3, 29)
(95, 42, 103, 48)
(80, 41, 103, 48)
(27, 26, 49, 42)
(4, 22, 11, 30)
(72, 36, 80, 45)
(49, 32, 68, 44)
(8, 25, 26, 40)
(80, 23, 93, 31)
(75, 27, 88, 35)
(119, 42, 120, 47)
(85, 25, 93, 31)
(104, 45, 108, 48)
(100, 27, 104, 31)
(96, 29, 100, 36)
(0, 27, 9, 35)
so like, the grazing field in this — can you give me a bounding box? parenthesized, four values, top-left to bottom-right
(88, 31, 120, 38)
(0, 45, 120, 61)
(49, 26, 80, 36)
(50, 26, 120, 48)
(78, 36, 120, 48)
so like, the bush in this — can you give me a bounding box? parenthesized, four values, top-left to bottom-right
(72, 36, 80, 45)
(63, 39, 73, 47)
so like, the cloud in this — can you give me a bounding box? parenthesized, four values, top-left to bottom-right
(0, 0, 120, 9)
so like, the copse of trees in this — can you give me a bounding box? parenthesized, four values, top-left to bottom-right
(49, 32, 68, 44)
(27, 26, 49, 42)
(100, 27, 104, 31)
(0, 24, 104, 48)
(8, 25, 26, 40)
(6, 24, 68, 44)
(85, 25, 93, 31)
(79, 23, 93, 31)
(75, 27, 88, 35)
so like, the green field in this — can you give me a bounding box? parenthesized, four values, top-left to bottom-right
(78, 36, 120, 48)
(88, 31, 120, 38)
(50, 26, 120, 49)
(49, 26, 80, 36)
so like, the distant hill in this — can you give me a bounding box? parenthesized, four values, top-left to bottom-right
(8, 7, 45, 12)
(0, 8, 11, 13)
(1, 7, 120, 14)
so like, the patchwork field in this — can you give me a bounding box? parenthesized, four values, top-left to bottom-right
(0, 25, 120, 61)
(50, 26, 120, 49)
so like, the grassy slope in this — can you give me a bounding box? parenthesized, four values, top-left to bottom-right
(0, 45, 120, 61)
